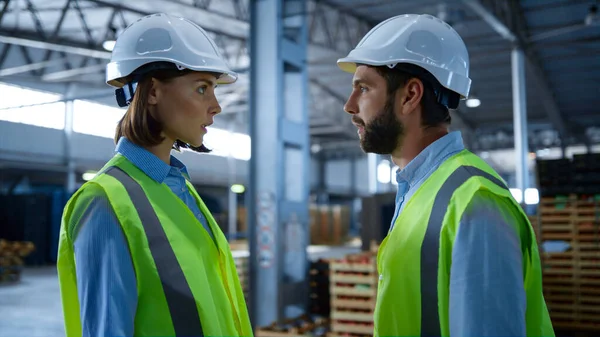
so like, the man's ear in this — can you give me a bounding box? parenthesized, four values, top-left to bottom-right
(147, 78, 159, 105)
(398, 78, 424, 116)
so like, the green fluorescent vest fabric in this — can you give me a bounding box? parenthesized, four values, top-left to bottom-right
(373, 150, 554, 337)
(57, 154, 253, 337)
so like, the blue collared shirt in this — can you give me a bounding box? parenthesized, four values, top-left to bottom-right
(389, 131, 527, 336)
(71, 137, 214, 337)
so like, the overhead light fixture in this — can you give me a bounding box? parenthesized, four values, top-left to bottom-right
(230, 184, 245, 194)
(310, 144, 321, 153)
(377, 160, 391, 184)
(82, 171, 97, 181)
(525, 188, 540, 205)
(510, 188, 523, 204)
(102, 26, 119, 52)
(466, 97, 481, 108)
(102, 40, 116, 51)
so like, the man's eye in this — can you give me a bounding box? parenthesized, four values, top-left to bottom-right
(360, 86, 368, 93)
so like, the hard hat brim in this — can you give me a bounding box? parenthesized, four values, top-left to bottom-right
(336, 56, 471, 99)
(106, 58, 238, 88)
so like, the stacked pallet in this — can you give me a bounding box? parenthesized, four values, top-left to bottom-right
(527, 214, 543, 246)
(538, 195, 600, 331)
(0, 239, 35, 282)
(309, 259, 331, 317)
(256, 315, 329, 337)
(328, 252, 377, 337)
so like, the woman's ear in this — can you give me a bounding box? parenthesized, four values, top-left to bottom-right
(147, 78, 159, 105)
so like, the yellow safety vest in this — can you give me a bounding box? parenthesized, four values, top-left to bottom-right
(374, 149, 554, 337)
(57, 154, 253, 337)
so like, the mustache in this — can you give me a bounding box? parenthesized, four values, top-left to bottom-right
(351, 116, 365, 127)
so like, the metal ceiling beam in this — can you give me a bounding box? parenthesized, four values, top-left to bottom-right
(462, 0, 517, 42)
(88, 0, 248, 40)
(461, 0, 569, 141)
(0, 57, 68, 77)
(0, 0, 11, 26)
(0, 0, 377, 145)
(0, 33, 112, 59)
(42, 63, 107, 81)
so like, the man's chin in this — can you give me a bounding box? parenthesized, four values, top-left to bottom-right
(360, 142, 393, 155)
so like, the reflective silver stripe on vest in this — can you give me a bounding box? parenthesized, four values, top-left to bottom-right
(420, 165, 507, 337)
(106, 166, 204, 337)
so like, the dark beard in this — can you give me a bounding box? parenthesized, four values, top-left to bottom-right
(359, 97, 404, 154)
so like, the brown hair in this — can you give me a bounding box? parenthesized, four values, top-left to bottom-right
(372, 64, 452, 128)
(114, 65, 212, 153)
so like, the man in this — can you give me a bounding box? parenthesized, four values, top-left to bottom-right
(336, 14, 554, 337)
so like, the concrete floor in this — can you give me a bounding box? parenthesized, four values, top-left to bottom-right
(0, 245, 361, 337)
(0, 267, 65, 337)
(0, 263, 595, 337)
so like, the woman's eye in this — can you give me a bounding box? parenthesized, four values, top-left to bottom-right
(198, 86, 206, 94)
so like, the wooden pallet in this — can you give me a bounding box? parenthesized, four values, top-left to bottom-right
(256, 315, 328, 337)
(537, 196, 600, 331)
(0, 240, 35, 283)
(328, 252, 377, 336)
(327, 333, 372, 337)
(309, 259, 331, 317)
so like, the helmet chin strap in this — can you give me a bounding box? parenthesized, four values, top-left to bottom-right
(114, 62, 187, 108)
(115, 82, 138, 108)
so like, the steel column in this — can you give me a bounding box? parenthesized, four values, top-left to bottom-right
(367, 153, 378, 194)
(227, 126, 238, 240)
(64, 85, 76, 193)
(350, 157, 357, 195)
(512, 47, 529, 204)
(248, 0, 310, 328)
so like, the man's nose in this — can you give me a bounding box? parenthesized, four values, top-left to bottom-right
(344, 95, 358, 115)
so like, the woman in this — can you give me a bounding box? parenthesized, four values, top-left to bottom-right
(56, 13, 253, 337)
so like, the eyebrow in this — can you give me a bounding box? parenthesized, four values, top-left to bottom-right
(195, 78, 216, 87)
(352, 78, 369, 87)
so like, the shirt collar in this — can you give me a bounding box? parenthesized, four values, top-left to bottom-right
(395, 131, 464, 186)
(115, 137, 190, 184)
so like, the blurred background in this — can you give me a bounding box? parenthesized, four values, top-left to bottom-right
(0, 0, 599, 336)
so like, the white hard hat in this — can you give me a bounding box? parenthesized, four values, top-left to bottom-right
(106, 13, 237, 88)
(337, 14, 471, 100)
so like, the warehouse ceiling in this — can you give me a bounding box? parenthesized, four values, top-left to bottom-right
(0, 0, 599, 156)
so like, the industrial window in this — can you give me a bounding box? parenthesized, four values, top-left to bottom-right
(0, 82, 65, 130)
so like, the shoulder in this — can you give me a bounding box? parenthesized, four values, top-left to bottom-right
(66, 182, 115, 240)
(463, 189, 523, 223)
(457, 189, 528, 251)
